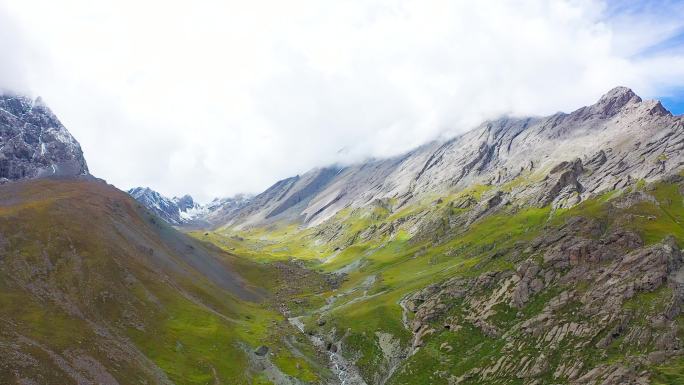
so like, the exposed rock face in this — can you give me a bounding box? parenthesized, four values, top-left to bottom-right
(539, 158, 584, 208)
(219, 87, 684, 228)
(127, 186, 252, 227)
(199, 193, 256, 226)
(128, 187, 185, 225)
(399, 199, 684, 385)
(173, 194, 195, 212)
(0, 93, 88, 182)
(227, 167, 343, 229)
(254, 345, 269, 357)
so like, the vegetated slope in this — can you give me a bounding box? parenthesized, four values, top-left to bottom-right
(0, 177, 328, 385)
(197, 88, 684, 384)
(217, 87, 683, 230)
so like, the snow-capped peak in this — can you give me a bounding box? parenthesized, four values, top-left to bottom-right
(128, 187, 252, 227)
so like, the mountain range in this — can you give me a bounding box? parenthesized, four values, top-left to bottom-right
(144, 87, 683, 230)
(2, 87, 684, 385)
(127, 187, 252, 227)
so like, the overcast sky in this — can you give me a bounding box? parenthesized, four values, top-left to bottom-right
(2, 0, 684, 201)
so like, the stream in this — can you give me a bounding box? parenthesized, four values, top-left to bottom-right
(287, 316, 367, 385)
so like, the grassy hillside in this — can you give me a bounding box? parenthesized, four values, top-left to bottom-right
(0, 178, 328, 385)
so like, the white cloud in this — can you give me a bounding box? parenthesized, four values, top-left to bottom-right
(1, 0, 684, 201)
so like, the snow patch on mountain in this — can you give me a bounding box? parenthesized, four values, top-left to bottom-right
(128, 187, 252, 227)
(0, 92, 88, 182)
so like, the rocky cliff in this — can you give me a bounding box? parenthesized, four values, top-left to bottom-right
(0, 93, 88, 182)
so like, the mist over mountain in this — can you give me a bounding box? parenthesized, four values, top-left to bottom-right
(140, 87, 683, 230)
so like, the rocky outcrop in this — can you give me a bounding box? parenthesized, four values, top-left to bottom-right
(0, 93, 88, 182)
(538, 158, 584, 208)
(128, 187, 185, 225)
(225, 167, 344, 229)
(399, 200, 684, 384)
(510, 260, 545, 308)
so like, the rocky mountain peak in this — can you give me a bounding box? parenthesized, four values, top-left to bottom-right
(128, 186, 153, 195)
(128, 187, 169, 207)
(128, 186, 181, 224)
(0, 92, 88, 182)
(598, 85, 640, 103)
(591, 86, 642, 117)
(0, 93, 33, 115)
(128, 186, 252, 227)
(173, 194, 196, 211)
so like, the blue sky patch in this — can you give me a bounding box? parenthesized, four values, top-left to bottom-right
(659, 90, 684, 115)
